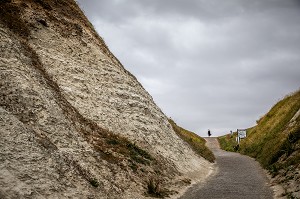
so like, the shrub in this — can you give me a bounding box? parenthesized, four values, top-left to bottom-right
(146, 178, 170, 198)
(89, 178, 99, 187)
(126, 143, 152, 165)
(218, 132, 239, 152)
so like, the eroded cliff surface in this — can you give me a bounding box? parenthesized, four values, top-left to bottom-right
(0, 0, 212, 198)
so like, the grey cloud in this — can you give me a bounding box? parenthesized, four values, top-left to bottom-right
(78, 0, 300, 23)
(77, 0, 300, 136)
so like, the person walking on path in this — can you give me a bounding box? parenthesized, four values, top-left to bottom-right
(208, 129, 211, 137)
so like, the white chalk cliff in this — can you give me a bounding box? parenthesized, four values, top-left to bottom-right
(0, 0, 212, 198)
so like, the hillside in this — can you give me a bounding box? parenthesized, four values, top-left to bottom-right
(0, 0, 212, 198)
(169, 119, 215, 163)
(218, 90, 300, 198)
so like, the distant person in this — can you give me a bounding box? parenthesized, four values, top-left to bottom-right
(208, 129, 211, 137)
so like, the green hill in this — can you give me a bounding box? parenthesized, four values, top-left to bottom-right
(218, 90, 300, 198)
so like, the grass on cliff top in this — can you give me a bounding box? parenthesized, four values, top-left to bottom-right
(239, 90, 300, 169)
(169, 119, 215, 163)
(218, 90, 300, 173)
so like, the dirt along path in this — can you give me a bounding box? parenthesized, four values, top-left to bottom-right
(179, 137, 274, 199)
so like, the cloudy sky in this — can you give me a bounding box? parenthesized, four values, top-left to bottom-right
(77, 0, 300, 137)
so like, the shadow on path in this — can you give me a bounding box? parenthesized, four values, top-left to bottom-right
(179, 137, 273, 199)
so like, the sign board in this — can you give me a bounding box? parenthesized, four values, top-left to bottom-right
(237, 129, 247, 139)
(236, 129, 247, 144)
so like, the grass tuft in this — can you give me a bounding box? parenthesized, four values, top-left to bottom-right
(146, 177, 172, 198)
(123, 143, 153, 165)
(89, 178, 99, 187)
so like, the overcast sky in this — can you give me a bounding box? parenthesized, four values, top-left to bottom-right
(76, 0, 300, 137)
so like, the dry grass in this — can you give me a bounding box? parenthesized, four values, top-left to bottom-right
(218, 90, 300, 197)
(0, 1, 30, 39)
(145, 177, 177, 198)
(146, 178, 164, 198)
(239, 90, 300, 168)
(169, 119, 215, 163)
(218, 90, 300, 171)
(237, 90, 300, 198)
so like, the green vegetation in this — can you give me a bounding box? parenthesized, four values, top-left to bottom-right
(93, 132, 154, 169)
(218, 133, 239, 152)
(126, 143, 152, 165)
(218, 90, 300, 197)
(169, 119, 215, 163)
(218, 90, 300, 168)
(239, 90, 300, 169)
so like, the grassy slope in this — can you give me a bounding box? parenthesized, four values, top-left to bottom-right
(218, 90, 300, 197)
(169, 119, 215, 163)
(239, 90, 300, 169)
(218, 90, 300, 167)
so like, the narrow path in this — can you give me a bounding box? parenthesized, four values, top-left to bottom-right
(180, 137, 274, 199)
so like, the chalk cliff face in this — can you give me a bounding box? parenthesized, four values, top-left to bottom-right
(0, 0, 212, 198)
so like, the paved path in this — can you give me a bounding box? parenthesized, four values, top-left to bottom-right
(180, 137, 273, 199)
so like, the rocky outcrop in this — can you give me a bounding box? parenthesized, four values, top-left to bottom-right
(0, 0, 212, 198)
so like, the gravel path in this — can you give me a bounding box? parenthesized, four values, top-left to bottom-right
(179, 137, 274, 199)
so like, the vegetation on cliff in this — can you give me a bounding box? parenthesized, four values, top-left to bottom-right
(218, 90, 300, 198)
(239, 90, 300, 168)
(218, 133, 239, 152)
(169, 119, 215, 163)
